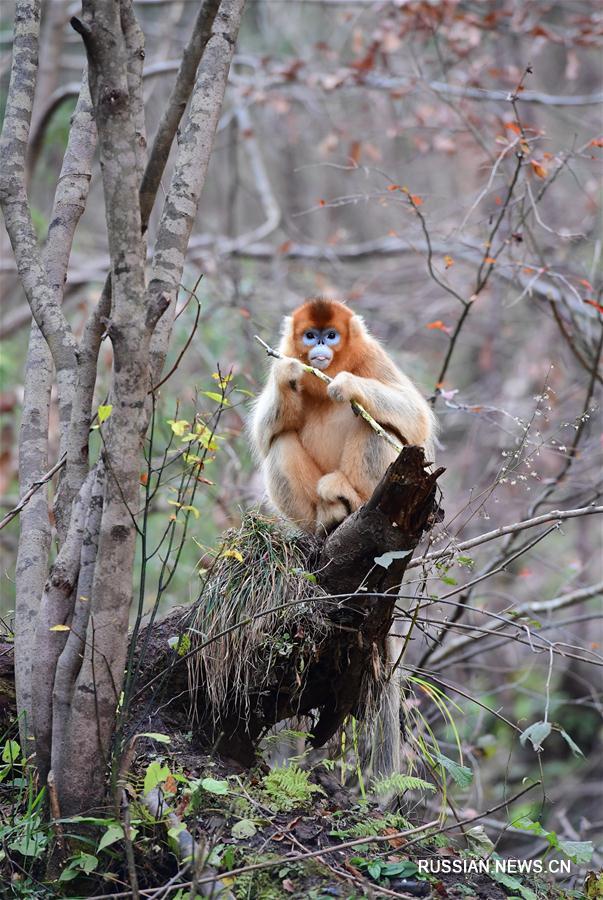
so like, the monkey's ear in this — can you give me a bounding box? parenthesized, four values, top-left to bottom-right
(350, 314, 369, 337)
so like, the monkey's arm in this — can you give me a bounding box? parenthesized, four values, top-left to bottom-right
(250, 358, 307, 458)
(327, 371, 435, 449)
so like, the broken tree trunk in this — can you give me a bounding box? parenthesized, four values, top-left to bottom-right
(131, 446, 444, 765)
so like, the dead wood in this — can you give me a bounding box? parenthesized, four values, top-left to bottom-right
(131, 446, 444, 765)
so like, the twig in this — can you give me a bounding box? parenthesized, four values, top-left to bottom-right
(549, 299, 603, 386)
(0, 454, 67, 532)
(150, 289, 202, 393)
(254, 335, 403, 453)
(407, 504, 603, 570)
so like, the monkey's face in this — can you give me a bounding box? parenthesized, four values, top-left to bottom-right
(288, 298, 354, 373)
(300, 325, 341, 370)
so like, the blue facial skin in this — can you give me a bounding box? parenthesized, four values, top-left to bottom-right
(302, 327, 340, 370)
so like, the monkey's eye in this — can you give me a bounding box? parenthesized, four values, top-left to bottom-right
(325, 329, 340, 345)
(302, 331, 318, 345)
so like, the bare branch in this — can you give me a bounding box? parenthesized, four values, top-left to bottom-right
(139, 0, 222, 231)
(408, 505, 603, 571)
(148, 0, 247, 382)
(522, 580, 603, 615)
(26, 0, 70, 178)
(0, 0, 78, 400)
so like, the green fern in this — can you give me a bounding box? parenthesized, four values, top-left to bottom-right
(371, 773, 436, 797)
(262, 763, 324, 811)
(332, 811, 411, 839)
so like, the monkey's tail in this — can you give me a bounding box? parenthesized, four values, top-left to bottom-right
(366, 664, 403, 779)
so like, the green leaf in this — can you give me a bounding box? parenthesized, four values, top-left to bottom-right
(466, 825, 495, 854)
(381, 861, 419, 878)
(439, 574, 457, 585)
(2, 740, 21, 764)
(138, 732, 172, 744)
(457, 555, 474, 567)
(433, 751, 473, 788)
(558, 728, 583, 758)
(557, 839, 593, 865)
(78, 852, 99, 874)
(8, 832, 47, 858)
(222, 846, 236, 869)
(513, 817, 548, 838)
(490, 869, 537, 900)
(98, 824, 124, 852)
(167, 419, 190, 436)
(59, 852, 98, 880)
(201, 390, 230, 405)
(371, 773, 435, 796)
(200, 777, 229, 795)
(143, 761, 171, 796)
(373, 549, 412, 569)
(300, 571, 317, 584)
(97, 404, 113, 424)
(519, 720, 551, 752)
(231, 818, 257, 839)
(367, 861, 382, 880)
(167, 823, 186, 842)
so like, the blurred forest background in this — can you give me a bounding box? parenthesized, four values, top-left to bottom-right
(1, 0, 602, 874)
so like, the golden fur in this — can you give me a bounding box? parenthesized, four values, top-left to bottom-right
(251, 299, 435, 533)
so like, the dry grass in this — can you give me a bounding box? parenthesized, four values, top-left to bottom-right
(184, 511, 330, 723)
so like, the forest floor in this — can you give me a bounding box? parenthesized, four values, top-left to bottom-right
(114, 734, 577, 900)
(0, 712, 589, 898)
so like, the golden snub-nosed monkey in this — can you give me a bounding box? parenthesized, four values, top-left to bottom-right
(251, 298, 436, 533)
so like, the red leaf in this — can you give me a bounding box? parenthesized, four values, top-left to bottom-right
(530, 160, 547, 178)
(349, 140, 362, 165)
(504, 121, 521, 135)
(584, 299, 603, 314)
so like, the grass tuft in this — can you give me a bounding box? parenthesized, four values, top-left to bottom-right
(185, 511, 328, 723)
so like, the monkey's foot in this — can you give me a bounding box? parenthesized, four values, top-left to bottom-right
(316, 472, 362, 535)
(317, 472, 362, 510)
(315, 497, 349, 535)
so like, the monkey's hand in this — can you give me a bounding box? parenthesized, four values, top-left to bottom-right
(327, 372, 360, 404)
(274, 357, 305, 392)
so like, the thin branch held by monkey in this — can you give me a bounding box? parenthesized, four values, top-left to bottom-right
(251, 298, 436, 534)
(254, 334, 405, 454)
